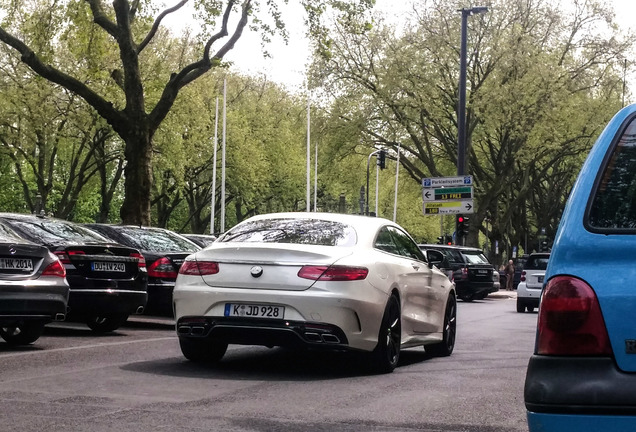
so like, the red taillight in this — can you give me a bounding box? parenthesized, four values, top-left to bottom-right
(298, 265, 368, 281)
(521, 270, 526, 282)
(54, 250, 84, 264)
(537, 275, 612, 356)
(147, 257, 178, 279)
(42, 259, 66, 277)
(178, 260, 219, 276)
(130, 252, 146, 268)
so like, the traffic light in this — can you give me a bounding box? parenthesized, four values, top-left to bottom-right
(437, 236, 444, 245)
(377, 150, 386, 169)
(457, 215, 470, 236)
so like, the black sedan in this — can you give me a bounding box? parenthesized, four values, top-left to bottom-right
(0, 213, 147, 332)
(84, 224, 200, 315)
(0, 221, 69, 345)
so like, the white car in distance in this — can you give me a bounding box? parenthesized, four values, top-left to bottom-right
(173, 212, 457, 373)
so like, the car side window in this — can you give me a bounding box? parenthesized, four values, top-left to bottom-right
(374, 227, 401, 255)
(389, 227, 427, 261)
(588, 117, 636, 230)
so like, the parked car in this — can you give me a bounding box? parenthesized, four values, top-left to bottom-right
(0, 213, 147, 332)
(524, 106, 636, 430)
(516, 252, 549, 313)
(173, 212, 457, 373)
(84, 224, 200, 315)
(419, 244, 496, 301)
(0, 221, 69, 345)
(182, 234, 217, 248)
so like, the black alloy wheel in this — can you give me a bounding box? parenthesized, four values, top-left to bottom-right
(370, 295, 401, 374)
(179, 337, 228, 363)
(86, 314, 129, 333)
(0, 321, 46, 346)
(427, 293, 457, 357)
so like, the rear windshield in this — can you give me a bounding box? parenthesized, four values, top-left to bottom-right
(8, 219, 110, 244)
(461, 250, 490, 264)
(218, 218, 357, 246)
(0, 222, 25, 242)
(114, 227, 200, 252)
(524, 255, 549, 270)
(589, 117, 636, 230)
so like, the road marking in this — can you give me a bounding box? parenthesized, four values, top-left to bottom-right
(0, 336, 175, 358)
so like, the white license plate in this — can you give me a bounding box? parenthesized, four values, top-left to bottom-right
(0, 258, 33, 271)
(92, 261, 126, 272)
(224, 303, 284, 319)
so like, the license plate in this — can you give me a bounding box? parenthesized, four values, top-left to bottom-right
(0, 258, 33, 271)
(477, 269, 487, 274)
(92, 261, 126, 272)
(537, 276, 544, 283)
(224, 303, 284, 319)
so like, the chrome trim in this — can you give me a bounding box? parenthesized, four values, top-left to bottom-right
(67, 289, 147, 294)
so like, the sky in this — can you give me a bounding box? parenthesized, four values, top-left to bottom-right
(177, 0, 636, 96)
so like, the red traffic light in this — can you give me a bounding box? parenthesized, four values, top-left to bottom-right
(458, 216, 465, 223)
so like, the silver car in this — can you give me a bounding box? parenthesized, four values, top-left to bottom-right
(0, 221, 69, 346)
(173, 212, 457, 373)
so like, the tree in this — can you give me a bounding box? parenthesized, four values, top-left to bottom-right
(310, 0, 634, 253)
(0, 0, 373, 225)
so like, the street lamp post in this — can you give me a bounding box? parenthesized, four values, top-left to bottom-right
(457, 6, 488, 177)
(456, 6, 487, 245)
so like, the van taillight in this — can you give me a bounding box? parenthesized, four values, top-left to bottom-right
(179, 260, 219, 276)
(537, 275, 611, 356)
(298, 265, 368, 281)
(42, 260, 66, 277)
(521, 270, 526, 282)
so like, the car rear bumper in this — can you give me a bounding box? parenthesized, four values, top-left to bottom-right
(525, 355, 636, 417)
(177, 316, 350, 350)
(0, 291, 68, 324)
(454, 281, 493, 297)
(68, 289, 147, 317)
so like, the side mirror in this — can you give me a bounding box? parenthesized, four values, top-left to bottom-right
(427, 250, 445, 269)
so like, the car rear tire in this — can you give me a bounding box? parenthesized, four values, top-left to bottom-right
(86, 314, 129, 333)
(370, 295, 401, 374)
(516, 300, 525, 313)
(427, 293, 457, 357)
(0, 321, 46, 346)
(179, 337, 228, 363)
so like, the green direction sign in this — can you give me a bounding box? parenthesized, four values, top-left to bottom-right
(422, 186, 473, 202)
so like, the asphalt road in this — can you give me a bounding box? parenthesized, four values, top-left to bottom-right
(0, 292, 536, 432)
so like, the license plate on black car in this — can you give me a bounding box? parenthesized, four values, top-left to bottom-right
(92, 262, 125, 272)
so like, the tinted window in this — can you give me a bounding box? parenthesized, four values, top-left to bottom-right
(113, 227, 199, 252)
(375, 227, 400, 254)
(8, 218, 110, 243)
(524, 255, 549, 270)
(589, 117, 636, 229)
(461, 250, 490, 264)
(218, 218, 357, 247)
(388, 227, 426, 261)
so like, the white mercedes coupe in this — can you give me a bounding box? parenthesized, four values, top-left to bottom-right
(173, 212, 456, 373)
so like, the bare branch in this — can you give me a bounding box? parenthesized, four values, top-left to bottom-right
(137, 0, 190, 54)
(85, 0, 119, 38)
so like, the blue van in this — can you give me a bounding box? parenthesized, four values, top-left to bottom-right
(524, 105, 636, 430)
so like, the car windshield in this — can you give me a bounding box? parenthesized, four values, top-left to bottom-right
(461, 250, 490, 264)
(115, 227, 200, 252)
(218, 218, 357, 246)
(9, 219, 110, 243)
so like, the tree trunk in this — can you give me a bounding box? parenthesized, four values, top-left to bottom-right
(120, 128, 153, 225)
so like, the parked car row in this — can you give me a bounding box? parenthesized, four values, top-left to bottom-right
(0, 212, 206, 342)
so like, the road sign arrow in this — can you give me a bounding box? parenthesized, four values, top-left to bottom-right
(465, 202, 473, 211)
(424, 190, 431, 199)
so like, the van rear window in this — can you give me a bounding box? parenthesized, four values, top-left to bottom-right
(589, 118, 636, 230)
